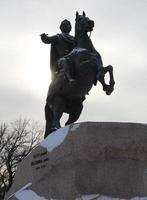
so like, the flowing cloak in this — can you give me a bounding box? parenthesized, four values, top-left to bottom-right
(50, 33, 75, 80)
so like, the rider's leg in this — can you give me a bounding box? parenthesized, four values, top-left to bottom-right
(58, 58, 75, 83)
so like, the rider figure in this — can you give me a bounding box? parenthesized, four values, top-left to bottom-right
(40, 19, 75, 81)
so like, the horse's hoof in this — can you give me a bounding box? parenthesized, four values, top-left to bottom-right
(103, 85, 114, 95)
(107, 65, 113, 70)
(110, 80, 115, 87)
(106, 86, 114, 95)
(103, 84, 109, 91)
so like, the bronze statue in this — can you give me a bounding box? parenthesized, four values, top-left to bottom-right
(41, 19, 75, 80)
(41, 12, 115, 138)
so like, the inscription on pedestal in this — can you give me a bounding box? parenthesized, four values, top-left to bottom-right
(31, 150, 49, 170)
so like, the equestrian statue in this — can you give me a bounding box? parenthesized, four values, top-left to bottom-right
(41, 11, 115, 138)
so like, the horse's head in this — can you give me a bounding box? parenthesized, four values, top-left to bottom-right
(75, 11, 94, 35)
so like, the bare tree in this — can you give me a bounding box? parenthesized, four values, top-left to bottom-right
(0, 118, 43, 199)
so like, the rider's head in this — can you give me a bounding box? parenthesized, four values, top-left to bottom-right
(60, 19, 71, 34)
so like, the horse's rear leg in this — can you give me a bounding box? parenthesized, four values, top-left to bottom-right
(44, 103, 53, 138)
(44, 96, 65, 137)
(65, 101, 83, 125)
(51, 96, 65, 130)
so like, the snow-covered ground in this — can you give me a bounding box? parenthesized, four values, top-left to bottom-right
(13, 187, 147, 200)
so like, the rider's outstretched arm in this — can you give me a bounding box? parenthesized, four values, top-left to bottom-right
(40, 33, 58, 44)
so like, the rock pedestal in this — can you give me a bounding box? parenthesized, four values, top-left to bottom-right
(5, 122, 147, 200)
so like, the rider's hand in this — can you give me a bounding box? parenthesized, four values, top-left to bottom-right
(40, 33, 49, 43)
(40, 33, 48, 37)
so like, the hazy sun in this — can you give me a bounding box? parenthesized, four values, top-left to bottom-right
(22, 36, 51, 96)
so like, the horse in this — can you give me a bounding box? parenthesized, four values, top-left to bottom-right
(44, 11, 115, 138)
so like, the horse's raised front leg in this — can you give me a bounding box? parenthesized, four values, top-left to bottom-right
(104, 65, 115, 87)
(98, 65, 115, 95)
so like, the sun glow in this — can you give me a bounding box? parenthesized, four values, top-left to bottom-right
(21, 36, 51, 96)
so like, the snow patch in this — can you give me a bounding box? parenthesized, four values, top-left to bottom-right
(75, 194, 100, 200)
(15, 189, 47, 200)
(75, 195, 147, 200)
(40, 125, 70, 152)
(73, 47, 88, 53)
(71, 123, 80, 131)
(7, 183, 32, 200)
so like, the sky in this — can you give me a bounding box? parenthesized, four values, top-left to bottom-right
(0, 0, 147, 127)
